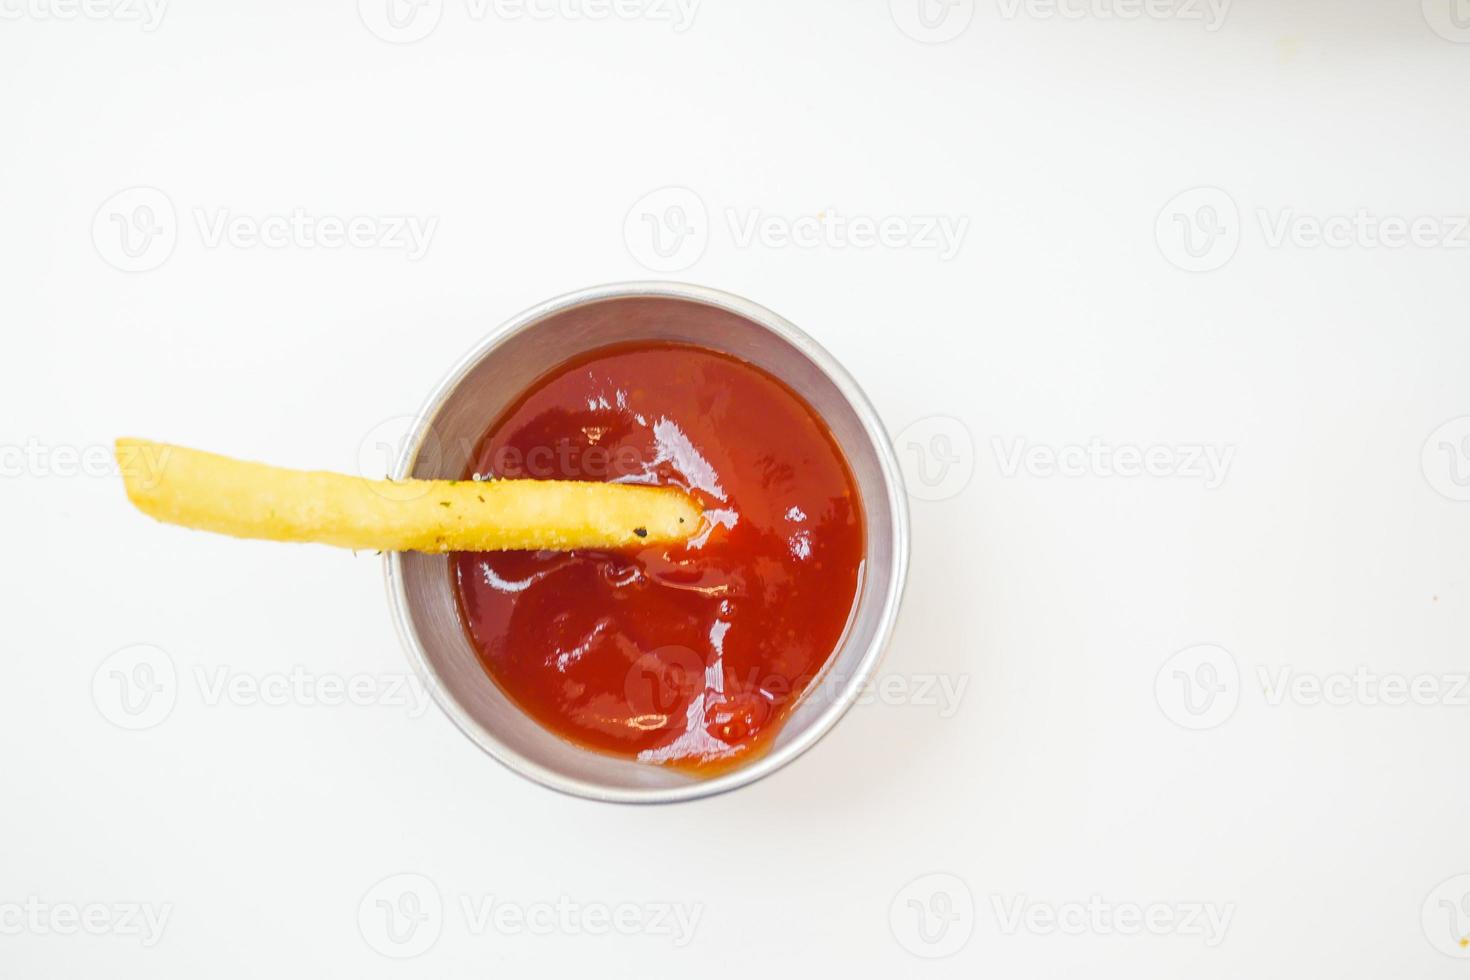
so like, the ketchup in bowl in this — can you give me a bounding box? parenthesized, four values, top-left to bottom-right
(451, 342, 865, 772)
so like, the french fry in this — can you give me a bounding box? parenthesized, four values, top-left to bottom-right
(115, 438, 701, 552)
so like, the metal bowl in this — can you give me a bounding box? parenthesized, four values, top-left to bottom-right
(385, 282, 909, 803)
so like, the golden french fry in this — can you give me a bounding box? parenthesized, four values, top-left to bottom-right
(116, 438, 701, 552)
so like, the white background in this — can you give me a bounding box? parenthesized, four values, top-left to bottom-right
(3, 0, 1469, 975)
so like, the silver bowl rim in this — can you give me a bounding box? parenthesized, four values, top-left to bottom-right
(383, 280, 910, 804)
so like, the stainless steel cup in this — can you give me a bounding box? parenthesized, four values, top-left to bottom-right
(385, 282, 909, 802)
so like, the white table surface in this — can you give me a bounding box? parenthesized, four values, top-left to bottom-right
(4, 1, 1469, 976)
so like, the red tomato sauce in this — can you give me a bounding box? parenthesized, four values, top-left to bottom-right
(451, 342, 865, 772)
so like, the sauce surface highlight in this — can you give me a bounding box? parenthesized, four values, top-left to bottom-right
(451, 342, 864, 771)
